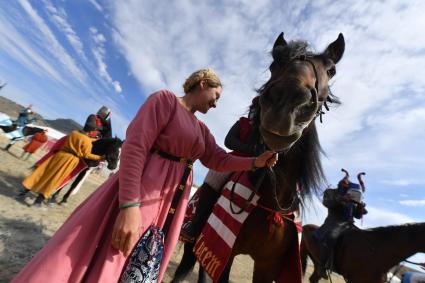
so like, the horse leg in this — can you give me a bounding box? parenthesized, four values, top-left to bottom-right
(50, 188, 63, 204)
(217, 256, 233, 283)
(61, 168, 89, 203)
(197, 266, 207, 283)
(32, 194, 45, 207)
(252, 259, 281, 283)
(4, 142, 13, 151)
(308, 264, 322, 283)
(171, 242, 197, 283)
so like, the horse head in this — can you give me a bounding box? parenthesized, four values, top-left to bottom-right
(258, 32, 345, 153)
(252, 32, 345, 207)
(92, 137, 123, 170)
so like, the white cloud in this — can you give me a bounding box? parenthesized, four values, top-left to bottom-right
(362, 207, 416, 228)
(400, 199, 425, 207)
(110, 1, 425, 202)
(0, 13, 65, 84)
(17, 0, 86, 84)
(43, 0, 85, 57)
(90, 26, 122, 93)
(381, 179, 425, 187)
(89, 0, 103, 12)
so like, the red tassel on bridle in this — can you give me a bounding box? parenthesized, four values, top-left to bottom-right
(257, 203, 294, 234)
(267, 211, 284, 233)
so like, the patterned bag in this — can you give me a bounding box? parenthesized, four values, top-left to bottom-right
(119, 225, 164, 283)
(119, 149, 193, 283)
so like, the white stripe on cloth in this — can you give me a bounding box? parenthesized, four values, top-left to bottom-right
(224, 181, 260, 204)
(216, 196, 250, 224)
(207, 213, 237, 247)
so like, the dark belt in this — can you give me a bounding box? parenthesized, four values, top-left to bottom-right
(150, 148, 193, 235)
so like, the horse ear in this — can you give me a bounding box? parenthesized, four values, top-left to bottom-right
(324, 33, 345, 64)
(273, 32, 287, 49)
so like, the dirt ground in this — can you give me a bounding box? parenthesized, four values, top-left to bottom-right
(0, 135, 344, 283)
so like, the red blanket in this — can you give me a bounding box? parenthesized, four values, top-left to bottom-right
(190, 171, 302, 283)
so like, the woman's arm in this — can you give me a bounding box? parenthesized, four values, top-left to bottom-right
(201, 124, 253, 171)
(200, 123, 277, 171)
(113, 90, 175, 256)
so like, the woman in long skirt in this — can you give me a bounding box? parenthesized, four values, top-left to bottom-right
(12, 68, 277, 283)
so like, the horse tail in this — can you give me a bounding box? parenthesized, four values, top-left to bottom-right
(171, 241, 198, 283)
(300, 234, 309, 275)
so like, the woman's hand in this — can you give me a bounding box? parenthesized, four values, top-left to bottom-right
(111, 206, 142, 257)
(254, 151, 278, 168)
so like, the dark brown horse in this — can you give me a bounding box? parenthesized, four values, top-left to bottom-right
(171, 32, 345, 283)
(301, 223, 425, 283)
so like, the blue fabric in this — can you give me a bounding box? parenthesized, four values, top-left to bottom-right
(119, 225, 165, 283)
(402, 272, 412, 283)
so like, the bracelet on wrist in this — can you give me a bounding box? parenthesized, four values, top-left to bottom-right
(119, 202, 141, 209)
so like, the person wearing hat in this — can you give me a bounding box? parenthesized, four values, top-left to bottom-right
(16, 105, 36, 127)
(84, 106, 113, 139)
(314, 169, 368, 277)
(180, 96, 266, 243)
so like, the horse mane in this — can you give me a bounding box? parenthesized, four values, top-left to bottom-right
(288, 123, 326, 200)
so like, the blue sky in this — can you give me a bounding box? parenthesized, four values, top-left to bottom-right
(0, 0, 424, 264)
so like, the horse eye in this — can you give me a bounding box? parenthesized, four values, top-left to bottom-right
(327, 67, 336, 78)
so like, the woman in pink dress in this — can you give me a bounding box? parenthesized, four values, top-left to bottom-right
(12, 68, 277, 283)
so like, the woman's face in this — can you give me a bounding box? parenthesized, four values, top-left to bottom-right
(197, 80, 222, 113)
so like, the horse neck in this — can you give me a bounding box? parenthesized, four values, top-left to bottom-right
(256, 126, 324, 210)
(91, 138, 111, 155)
(366, 223, 425, 270)
(258, 158, 300, 210)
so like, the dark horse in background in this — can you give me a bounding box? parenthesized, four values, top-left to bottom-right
(172, 32, 345, 283)
(49, 137, 122, 203)
(301, 223, 425, 283)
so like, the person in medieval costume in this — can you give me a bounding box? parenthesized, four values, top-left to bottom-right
(20, 129, 48, 160)
(84, 105, 113, 139)
(12, 68, 278, 283)
(31, 106, 113, 204)
(16, 130, 103, 207)
(180, 96, 266, 243)
(314, 169, 368, 277)
(16, 105, 36, 127)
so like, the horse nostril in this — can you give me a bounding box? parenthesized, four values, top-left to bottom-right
(310, 88, 317, 101)
(307, 88, 318, 109)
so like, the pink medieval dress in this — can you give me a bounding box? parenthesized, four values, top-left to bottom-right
(12, 90, 254, 283)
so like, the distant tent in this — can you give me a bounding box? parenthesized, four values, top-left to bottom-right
(25, 123, 66, 151)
